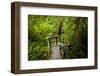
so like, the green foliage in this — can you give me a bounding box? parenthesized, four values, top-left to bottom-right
(60, 17, 88, 58)
(28, 15, 88, 60)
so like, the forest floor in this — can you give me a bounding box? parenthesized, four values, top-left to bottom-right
(50, 45, 62, 59)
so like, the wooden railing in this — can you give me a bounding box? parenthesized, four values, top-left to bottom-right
(59, 43, 71, 59)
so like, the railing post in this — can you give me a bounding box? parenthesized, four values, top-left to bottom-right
(56, 36, 58, 45)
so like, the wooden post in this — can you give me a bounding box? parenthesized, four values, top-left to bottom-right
(48, 35, 58, 46)
(48, 38, 51, 47)
(48, 37, 51, 57)
(56, 36, 58, 45)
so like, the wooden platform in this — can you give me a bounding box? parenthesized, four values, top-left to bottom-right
(50, 45, 62, 59)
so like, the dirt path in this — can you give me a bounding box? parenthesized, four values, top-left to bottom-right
(50, 45, 62, 59)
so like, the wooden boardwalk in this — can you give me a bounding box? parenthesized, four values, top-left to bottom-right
(50, 45, 62, 60)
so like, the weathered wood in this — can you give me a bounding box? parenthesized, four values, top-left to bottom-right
(50, 45, 62, 59)
(48, 35, 58, 48)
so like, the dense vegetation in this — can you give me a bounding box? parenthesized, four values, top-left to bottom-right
(28, 15, 88, 60)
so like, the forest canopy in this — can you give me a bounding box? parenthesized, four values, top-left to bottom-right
(28, 15, 88, 60)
